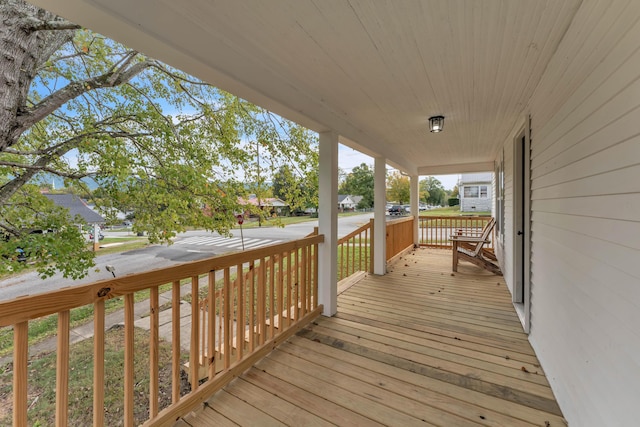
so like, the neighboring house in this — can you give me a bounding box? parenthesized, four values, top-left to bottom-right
(351, 195, 363, 207)
(238, 195, 288, 216)
(44, 194, 105, 225)
(337, 195, 357, 211)
(458, 173, 492, 212)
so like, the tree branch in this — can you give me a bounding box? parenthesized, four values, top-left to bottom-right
(14, 58, 157, 139)
(21, 17, 82, 32)
(0, 160, 91, 179)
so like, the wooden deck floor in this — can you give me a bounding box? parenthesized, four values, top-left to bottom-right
(179, 248, 565, 427)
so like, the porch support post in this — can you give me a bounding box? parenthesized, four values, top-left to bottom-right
(410, 174, 419, 247)
(373, 156, 387, 275)
(318, 131, 338, 316)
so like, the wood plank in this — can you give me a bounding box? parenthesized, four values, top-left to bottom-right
(223, 377, 333, 427)
(296, 328, 561, 415)
(242, 367, 384, 426)
(254, 356, 436, 427)
(268, 348, 482, 426)
(149, 287, 159, 418)
(187, 406, 239, 427)
(287, 336, 566, 426)
(124, 293, 134, 427)
(204, 389, 285, 426)
(307, 321, 552, 391)
(279, 338, 539, 427)
(13, 322, 28, 427)
(171, 281, 181, 403)
(335, 311, 540, 365)
(324, 316, 544, 375)
(56, 310, 70, 427)
(338, 298, 528, 343)
(93, 300, 105, 427)
(339, 291, 525, 333)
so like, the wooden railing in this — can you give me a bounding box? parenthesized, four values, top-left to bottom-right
(337, 219, 373, 281)
(419, 216, 494, 250)
(386, 216, 415, 260)
(0, 235, 323, 427)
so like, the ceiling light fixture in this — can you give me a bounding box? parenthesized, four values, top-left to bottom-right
(428, 115, 445, 133)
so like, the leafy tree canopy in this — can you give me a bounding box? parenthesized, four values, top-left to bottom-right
(272, 163, 318, 214)
(386, 172, 410, 204)
(338, 163, 374, 208)
(0, 1, 317, 278)
(420, 176, 446, 206)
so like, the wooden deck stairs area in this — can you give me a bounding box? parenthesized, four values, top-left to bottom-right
(179, 248, 565, 426)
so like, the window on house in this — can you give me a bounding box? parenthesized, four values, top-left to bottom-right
(463, 185, 488, 198)
(463, 186, 479, 198)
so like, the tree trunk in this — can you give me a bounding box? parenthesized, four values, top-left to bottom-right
(0, 0, 73, 151)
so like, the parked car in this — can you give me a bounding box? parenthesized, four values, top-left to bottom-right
(89, 231, 104, 241)
(388, 205, 404, 215)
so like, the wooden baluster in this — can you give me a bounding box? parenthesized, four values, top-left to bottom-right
(285, 251, 292, 328)
(277, 253, 284, 332)
(248, 261, 255, 352)
(236, 263, 244, 361)
(94, 300, 105, 427)
(313, 241, 319, 308)
(13, 321, 28, 427)
(208, 271, 216, 379)
(258, 258, 266, 345)
(149, 287, 160, 418)
(293, 250, 299, 321)
(300, 247, 307, 317)
(307, 244, 312, 312)
(223, 268, 231, 369)
(269, 256, 275, 339)
(55, 310, 70, 426)
(216, 289, 223, 365)
(190, 276, 199, 391)
(171, 281, 181, 403)
(369, 219, 375, 273)
(124, 294, 134, 427)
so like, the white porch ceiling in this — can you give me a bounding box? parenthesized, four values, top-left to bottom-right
(29, 0, 582, 175)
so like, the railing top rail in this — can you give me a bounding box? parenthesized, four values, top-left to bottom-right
(419, 215, 492, 220)
(337, 221, 372, 245)
(386, 216, 414, 225)
(0, 234, 324, 327)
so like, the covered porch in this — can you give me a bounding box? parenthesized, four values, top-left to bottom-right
(10, 0, 640, 425)
(181, 249, 562, 427)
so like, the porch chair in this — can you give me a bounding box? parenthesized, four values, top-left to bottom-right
(450, 217, 502, 275)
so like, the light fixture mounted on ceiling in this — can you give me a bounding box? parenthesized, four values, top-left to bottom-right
(428, 115, 445, 133)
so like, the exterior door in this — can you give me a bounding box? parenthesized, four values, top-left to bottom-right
(513, 124, 531, 333)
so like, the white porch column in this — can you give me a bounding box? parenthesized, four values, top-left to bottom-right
(373, 156, 387, 275)
(318, 131, 338, 316)
(410, 174, 419, 247)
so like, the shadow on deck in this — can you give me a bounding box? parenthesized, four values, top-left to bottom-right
(180, 248, 565, 426)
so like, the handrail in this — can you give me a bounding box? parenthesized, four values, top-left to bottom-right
(418, 216, 494, 250)
(3, 234, 323, 426)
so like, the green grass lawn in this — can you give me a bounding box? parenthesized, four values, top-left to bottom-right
(420, 206, 491, 216)
(0, 327, 187, 426)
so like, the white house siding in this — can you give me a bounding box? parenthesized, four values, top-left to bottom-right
(504, 1, 640, 426)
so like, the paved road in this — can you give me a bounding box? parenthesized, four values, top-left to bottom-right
(0, 213, 375, 302)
